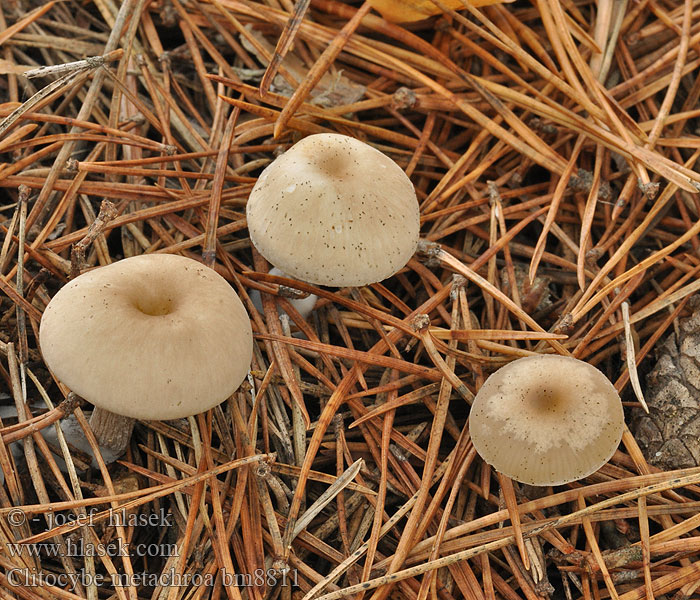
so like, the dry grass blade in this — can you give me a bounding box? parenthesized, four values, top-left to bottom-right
(260, 0, 311, 96)
(255, 332, 441, 380)
(292, 458, 363, 541)
(413, 315, 473, 401)
(577, 494, 620, 600)
(203, 107, 238, 266)
(530, 135, 584, 283)
(498, 473, 529, 571)
(621, 301, 648, 413)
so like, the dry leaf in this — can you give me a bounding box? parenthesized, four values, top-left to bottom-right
(368, 0, 512, 23)
(500, 264, 553, 316)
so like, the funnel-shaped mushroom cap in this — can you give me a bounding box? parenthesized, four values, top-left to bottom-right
(246, 133, 420, 287)
(469, 355, 625, 486)
(39, 255, 253, 421)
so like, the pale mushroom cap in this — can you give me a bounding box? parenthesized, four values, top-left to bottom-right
(39, 254, 253, 421)
(246, 133, 420, 287)
(469, 355, 625, 486)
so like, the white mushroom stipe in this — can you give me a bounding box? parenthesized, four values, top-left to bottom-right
(41, 415, 122, 471)
(39, 254, 254, 425)
(246, 133, 420, 287)
(469, 355, 625, 486)
(250, 267, 318, 321)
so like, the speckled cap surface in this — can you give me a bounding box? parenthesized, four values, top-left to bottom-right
(469, 354, 625, 486)
(39, 254, 253, 421)
(246, 133, 420, 287)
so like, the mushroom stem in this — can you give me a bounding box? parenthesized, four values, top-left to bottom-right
(88, 407, 135, 458)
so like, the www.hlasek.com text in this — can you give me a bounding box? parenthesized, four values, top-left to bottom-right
(6, 537, 178, 559)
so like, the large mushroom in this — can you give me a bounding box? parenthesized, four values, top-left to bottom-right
(246, 133, 420, 287)
(39, 254, 253, 461)
(469, 354, 625, 486)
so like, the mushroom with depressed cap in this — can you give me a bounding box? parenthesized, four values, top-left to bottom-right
(39, 254, 254, 461)
(469, 354, 625, 486)
(246, 133, 420, 287)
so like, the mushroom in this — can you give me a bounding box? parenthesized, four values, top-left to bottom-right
(468, 354, 625, 486)
(39, 254, 253, 461)
(246, 133, 420, 287)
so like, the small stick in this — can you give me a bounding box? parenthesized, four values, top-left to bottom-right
(280, 314, 307, 466)
(273, 2, 372, 138)
(70, 199, 119, 278)
(23, 48, 124, 79)
(15, 186, 29, 407)
(498, 473, 530, 571)
(0, 48, 124, 143)
(577, 494, 620, 600)
(203, 106, 239, 267)
(412, 314, 473, 402)
(0, 70, 89, 141)
(371, 305, 465, 600)
(1, 394, 79, 444)
(638, 496, 654, 600)
(283, 283, 454, 558)
(260, 0, 311, 96)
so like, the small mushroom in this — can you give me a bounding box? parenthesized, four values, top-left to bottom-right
(469, 355, 625, 486)
(246, 133, 420, 287)
(39, 254, 253, 461)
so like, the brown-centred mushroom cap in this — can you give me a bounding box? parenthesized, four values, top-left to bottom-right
(39, 254, 253, 421)
(469, 355, 625, 486)
(246, 133, 420, 287)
